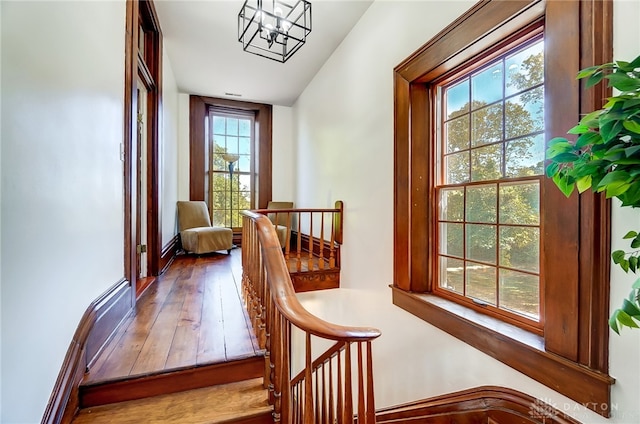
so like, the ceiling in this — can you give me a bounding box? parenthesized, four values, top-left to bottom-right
(155, 0, 374, 106)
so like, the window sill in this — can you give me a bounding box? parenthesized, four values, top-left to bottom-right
(391, 286, 614, 417)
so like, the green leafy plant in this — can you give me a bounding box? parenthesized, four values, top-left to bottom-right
(546, 55, 640, 333)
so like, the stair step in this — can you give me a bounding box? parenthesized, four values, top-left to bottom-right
(80, 355, 264, 407)
(72, 377, 272, 424)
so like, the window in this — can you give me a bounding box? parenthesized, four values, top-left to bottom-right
(208, 110, 255, 228)
(393, 0, 614, 417)
(435, 36, 544, 332)
(188, 95, 273, 234)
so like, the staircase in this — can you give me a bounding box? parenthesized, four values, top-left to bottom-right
(73, 378, 272, 424)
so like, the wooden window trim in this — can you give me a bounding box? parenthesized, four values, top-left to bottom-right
(393, 0, 614, 417)
(189, 96, 272, 209)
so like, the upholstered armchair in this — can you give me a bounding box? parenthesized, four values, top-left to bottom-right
(177, 201, 233, 254)
(267, 201, 294, 248)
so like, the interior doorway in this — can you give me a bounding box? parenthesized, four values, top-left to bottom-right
(136, 79, 149, 281)
(123, 0, 162, 301)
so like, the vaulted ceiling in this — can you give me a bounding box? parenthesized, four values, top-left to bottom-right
(155, 0, 373, 106)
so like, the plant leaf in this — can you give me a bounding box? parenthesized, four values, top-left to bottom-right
(586, 71, 604, 88)
(630, 256, 638, 272)
(575, 132, 602, 148)
(623, 98, 640, 109)
(545, 162, 559, 179)
(614, 309, 639, 328)
(612, 250, 626, 263)
(629, 55, 640, 69)
(551, 153, 580, 163)
(632, 277, 640, 289)
(609, 310, 620, 334)
(625, 145, 640, 157)
(606, 72, 640, 92)
(576, 176, 592, 193)
(552, 173, 575, 197)
(621, 259, 630, 273)
(579, 110, 603, 127)
(623, 120, 640, 134)
(577, 65, 601, 79)
(567, 124, 590, 135)
(597, 170, 631, 188)
(623, 231, 638, 239)
(600, 119, 624, 142)
(622, 298, 640, 317)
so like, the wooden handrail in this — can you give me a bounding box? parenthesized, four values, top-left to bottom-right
(246, 210, 380, 341)
(241, 206, 381, 423)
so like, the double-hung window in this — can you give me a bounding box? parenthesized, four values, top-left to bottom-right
(208, 109, 255, 229)
(435, 36, 544, 332)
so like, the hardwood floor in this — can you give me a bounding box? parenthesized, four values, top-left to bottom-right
(85, 249, 261, 384)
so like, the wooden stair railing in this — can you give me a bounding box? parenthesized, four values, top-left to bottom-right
(253, 201, 343, 277)
(242, 210, 381, 423)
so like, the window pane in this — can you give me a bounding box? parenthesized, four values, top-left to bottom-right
(505, 134, 544, 177)
(445, 116, 469, 153)
(445, 79, 469, 119)
(439, 256, 464, 294)
(466, 263, 496, 305)
(226, 136, 239, 154)
(472, 103, 503, 147)
(499, 269, 539, 320)
(499, 226, 539, 272)
(226, 118, 238, 136)
(239, 119, 251, 136)
(212, 210, 226, 227)
(470, 144, 501, 182)
(439, 223, 464, 258)
(440, 188, 464, 221)
(239, 136, 251, 155)
(505, 41, 543, 97)
(239, 174, 251, 192)
(238, 191, 251, 214)
(444, 152, 469, 184)
(499, 182, 539, 225)
(237, 154, 251, 173)
(472, 62, 503, 106)
(466, 184, 497, 223)
(213, 116, 225, 134)
(505, 87, 543, 139)
(466, 224, 496, 264)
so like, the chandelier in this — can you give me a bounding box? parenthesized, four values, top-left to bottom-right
(238, 0, 312, 63)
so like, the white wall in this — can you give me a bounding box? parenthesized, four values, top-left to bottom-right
(177, 93, 191, 202)
(161, 47, 180, 246)
(272, 105, 295, 202)
(1, 1, 126, 422)
(294, 1, 640, 423)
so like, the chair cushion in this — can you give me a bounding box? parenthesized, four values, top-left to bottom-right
(181, 226, 233, 254)
(275, 225, 289, 247)
(177, 201, 212, 231)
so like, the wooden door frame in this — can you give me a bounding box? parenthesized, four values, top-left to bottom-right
(124, 0, 163, 300)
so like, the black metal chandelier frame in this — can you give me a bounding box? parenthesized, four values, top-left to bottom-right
(238, 0, 312, 63)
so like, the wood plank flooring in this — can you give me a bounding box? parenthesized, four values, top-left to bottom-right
(73, 378, 271, 424)
(85, 249, 261, 384)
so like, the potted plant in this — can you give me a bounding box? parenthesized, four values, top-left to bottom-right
(547, 55, 640, 333)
